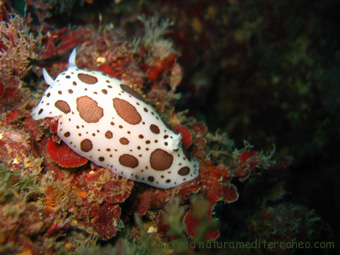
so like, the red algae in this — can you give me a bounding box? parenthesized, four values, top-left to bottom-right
(173, 125, 192, 148)
(0, 78, 5, 97)
(46, 137, 88, 168)
(184, 209, 220, 242)
(142, 53, 177, 81)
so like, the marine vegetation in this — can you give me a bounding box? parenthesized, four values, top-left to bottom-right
(1, 0, 335, 255)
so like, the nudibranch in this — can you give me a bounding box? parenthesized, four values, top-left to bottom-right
(32, 49, 199, 188)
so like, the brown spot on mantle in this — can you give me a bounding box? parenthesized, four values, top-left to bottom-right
(76, 96, 103, 123)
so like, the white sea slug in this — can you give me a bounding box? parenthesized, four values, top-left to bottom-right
(32, 49, 199, 189)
